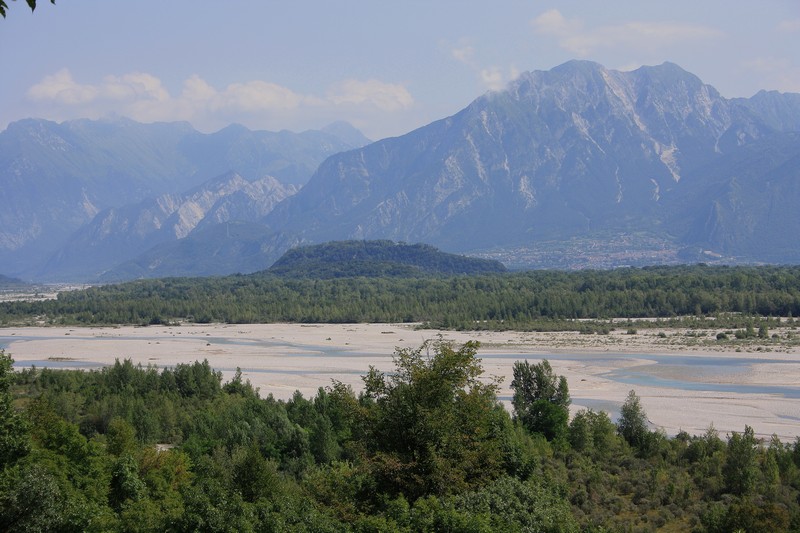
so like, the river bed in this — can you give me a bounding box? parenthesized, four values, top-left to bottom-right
(2, 323, 798, 441)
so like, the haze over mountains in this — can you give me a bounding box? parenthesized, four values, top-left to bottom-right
(1, 118, 369, 278)
(3, 60, 800, 282)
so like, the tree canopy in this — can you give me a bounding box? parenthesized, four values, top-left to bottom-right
(511, 359, 571, 440)
(617, 389, 652, 452)
(361, 339, 508, 499)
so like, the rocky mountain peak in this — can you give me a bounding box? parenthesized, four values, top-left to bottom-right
(265, 61, 800, 261)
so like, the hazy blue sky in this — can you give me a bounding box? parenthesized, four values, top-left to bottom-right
(2, 1, 799, 140)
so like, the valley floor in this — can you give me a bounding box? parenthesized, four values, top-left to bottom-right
(2, 323, 799, 441)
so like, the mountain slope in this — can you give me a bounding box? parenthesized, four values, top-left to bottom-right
(98, 223, 299, 281)
(265, 61, 797, 260)
(0, 117, 368, 277)
(0, 118, 197, 270)
(41, 173, 296, 281)
(671, 132, 800, 260)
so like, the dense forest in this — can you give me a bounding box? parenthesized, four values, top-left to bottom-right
(2, 343, 798, 532)
(3, 265, 800, 329)
(266, 240, 507, 278)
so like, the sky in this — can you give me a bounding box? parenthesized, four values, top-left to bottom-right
(2, 1, 799, 141)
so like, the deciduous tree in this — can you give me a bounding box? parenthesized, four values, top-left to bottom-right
(511, 359, 570, 440)
(723, 425, 759, 495)
(617, 389, 650, 451)
(362, 340, 507, 499)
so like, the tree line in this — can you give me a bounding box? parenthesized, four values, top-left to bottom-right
(3, 265, 800, 329)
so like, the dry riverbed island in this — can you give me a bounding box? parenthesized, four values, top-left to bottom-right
(2, 322, 799, 441)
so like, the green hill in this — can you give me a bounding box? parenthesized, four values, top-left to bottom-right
(266, 240, 507, 278)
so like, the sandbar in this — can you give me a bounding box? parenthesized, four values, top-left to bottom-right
(2, 323, 799, 441)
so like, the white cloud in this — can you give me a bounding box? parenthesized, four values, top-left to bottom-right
(28, 70, 172, 106)
(27, 69, 98, 105)
(532, 9, 722, 56)
(480, 67, 506, 91)
(327, 79, 413, 111)
(451, 44, 475, 65)
(102, 72, 170, 102)
(24, 70, 415, 137)
(777, 18, 800, 33)
(217, 81, 306, 112)
(448, 40, 519, 92)
(181, 75, 217, 103)
(531, 9, 582, 39)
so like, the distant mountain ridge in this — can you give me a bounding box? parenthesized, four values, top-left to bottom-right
(264, 61, 800, 262)
(5, 60, 800, 282)
(734, 90, 800, 132)
(42, 173, 297, 280)
(0, 117, 369, 277)
(266, 240, 507, 278)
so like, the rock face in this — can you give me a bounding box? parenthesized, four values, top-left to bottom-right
(266, 61, 799, 262)
(42, 173, 296, 280)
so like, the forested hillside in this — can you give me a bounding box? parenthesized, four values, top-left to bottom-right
(267, 240, 507, 278)
(2, 344, 797, 531)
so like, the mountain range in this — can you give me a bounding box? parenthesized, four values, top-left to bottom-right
(1, 118, 369, 278)
(3, 60, 800, 282)
(266, 62, 800, 263)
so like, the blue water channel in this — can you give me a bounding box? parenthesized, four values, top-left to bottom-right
(486, 352, 800, 399)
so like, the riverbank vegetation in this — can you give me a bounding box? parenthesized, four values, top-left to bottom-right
(2, 344, 799, 532)
(3, 265, 800, 331)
